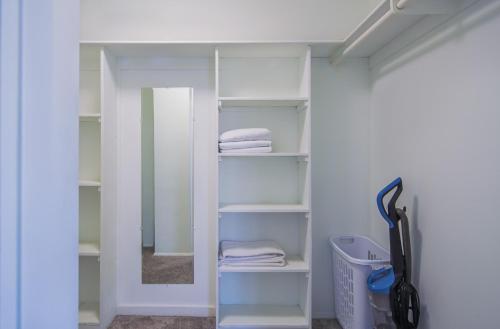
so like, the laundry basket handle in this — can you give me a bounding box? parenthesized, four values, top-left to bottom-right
(377, 177, 403, 229)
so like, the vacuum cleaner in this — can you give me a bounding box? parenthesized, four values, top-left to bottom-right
(377, 177, 420, 329)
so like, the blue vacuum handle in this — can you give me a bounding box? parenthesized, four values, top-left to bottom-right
(377, 177, 403, 229)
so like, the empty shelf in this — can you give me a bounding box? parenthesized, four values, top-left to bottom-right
(79, 180, 101, 187)
(79, 302, 99, 325)
(218, 97, 308, 109)
(219, 304, 308, 328)
(79, 242, 100, 257)
(219, 256, 308, 273)
(79, 113, 101, 122)
(219, 204, 310, 213)
(219, 153, 308, 158)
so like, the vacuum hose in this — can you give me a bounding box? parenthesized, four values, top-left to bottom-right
(377, 178, 420, 329)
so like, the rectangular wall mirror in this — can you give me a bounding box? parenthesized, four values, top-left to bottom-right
(141, 87, 194, 284)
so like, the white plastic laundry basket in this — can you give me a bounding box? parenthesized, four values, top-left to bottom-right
(329, 235, 390, 329)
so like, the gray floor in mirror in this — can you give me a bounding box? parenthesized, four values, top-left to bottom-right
(142, 247, 194, 284)
(108, 316, 341, 329)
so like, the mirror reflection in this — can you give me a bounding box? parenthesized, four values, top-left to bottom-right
(141, 87, 194, 284)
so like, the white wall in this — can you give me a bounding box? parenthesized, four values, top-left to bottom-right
(80, 0, 379, 42)
(0, 1, 22, 327)
(116, 58, 216, 315)
(0, 0, 79, 328)
(153, 88, 193, 254)
(369, 1, 500, 327)
(311, 58, 371, 318)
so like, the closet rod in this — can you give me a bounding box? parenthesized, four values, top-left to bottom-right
(396, 0, 411, 10)
(341, 9, 393, 58)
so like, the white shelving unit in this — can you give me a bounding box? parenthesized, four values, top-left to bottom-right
(219, 153, 308, 158)
(216, 44, 312, 329)
(79, 45, 102, 329)
(219, 204, 310, 213)
(79, 45, 118, 329)
(219, 304, 309, 328)
(79, 242, 101, 257)
(80, 113, 102, 122)
(79, 180, 101, 187)
(218, 97, 308, 109)
(79, 302, 100, 325)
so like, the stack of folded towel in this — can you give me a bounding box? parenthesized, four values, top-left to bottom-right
(219, 240, 286, 267)
(219, 128, 272, 153)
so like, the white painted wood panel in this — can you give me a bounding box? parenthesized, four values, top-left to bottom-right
(100, 48, 119, 328)
(116, 59, 216, 314)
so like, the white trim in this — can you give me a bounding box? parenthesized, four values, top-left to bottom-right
(80, 40, 344, 45)
(153, 252, 194, 257)
(116, 304, 215, 317)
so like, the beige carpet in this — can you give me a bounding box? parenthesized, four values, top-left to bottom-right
(108, 316, 341, 329)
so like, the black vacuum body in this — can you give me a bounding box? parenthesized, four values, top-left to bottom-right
(377, 178, 420, 329)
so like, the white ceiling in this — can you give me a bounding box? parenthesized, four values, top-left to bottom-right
(80, 0, 381, 52)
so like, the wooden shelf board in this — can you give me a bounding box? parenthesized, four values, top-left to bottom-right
(79, 242, 100, 257)
(219, 204, 310, 213)
(219, 256, 308, 273)
(79, 180, 101, 187)
(219, 97, 308, 109)
(79, 302, 100, 325)
(219, 304, 308, 328)
(219, 153, 308, 158)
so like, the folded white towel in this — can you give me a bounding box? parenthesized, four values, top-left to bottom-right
(220, 259, 286, 267)
(220, 146, 272, 153)
(219, 128, 271, 143)
(219, 240, 286, 267)
(219, 140, 272, 150)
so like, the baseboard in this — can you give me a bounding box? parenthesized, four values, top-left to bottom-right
(153, 252, 194, 257)
(116, 304, 215, 317)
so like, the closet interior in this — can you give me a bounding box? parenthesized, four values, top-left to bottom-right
(76, 3, 473, 328)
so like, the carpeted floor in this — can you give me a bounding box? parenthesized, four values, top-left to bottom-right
(108, 316, 341, 329)
(142, 247, 194, 284)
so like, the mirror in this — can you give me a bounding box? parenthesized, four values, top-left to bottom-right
(141, 87, 194, 284)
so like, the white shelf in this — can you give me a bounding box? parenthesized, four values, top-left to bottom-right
(79, 302, 99, 325)
(218, 97, 308, 109)
(79, 242, 100, 257)
(219, 204, 310, 213)
(219, 256, 308, 273)
(79, 180, 101, 187)
(219, 153, 308, 158)
(79, 113, 101, 122)
(219, 304, 308, 328)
